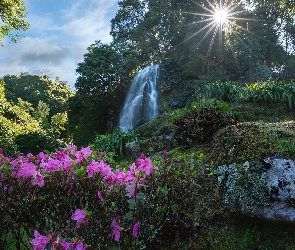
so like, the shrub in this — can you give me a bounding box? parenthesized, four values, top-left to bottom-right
(172, 99, 237, 146)
(91, 129, 138, 160)
(194, 79, 295, 109)
(0, 146, 215, 249)
(14, 132, 65, 155)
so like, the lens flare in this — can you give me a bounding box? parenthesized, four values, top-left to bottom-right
(214, 8, 228, 24)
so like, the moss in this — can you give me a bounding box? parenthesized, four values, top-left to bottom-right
(217, 161, 270, 214)
(207, 122, 295, 167)
(230, 101, 295, 122)
(134, 112, 173, 138)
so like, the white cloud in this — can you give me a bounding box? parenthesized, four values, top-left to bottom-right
(0, 0, 119, 89)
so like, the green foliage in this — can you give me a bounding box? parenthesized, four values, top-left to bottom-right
(0, 77, 68, 155)
(68, 41, 139, 146)
(4, 74, 74, 118)
(172, 99, 237, 146)
(194, 81, 244, 102)
(195, 80, 295, 109)
(0, 0, 29, 44)
(0, 224, 29, 250)
(0, 101, 40, 155)
(245, 79, 295, 109)
(193, 219, 295, 250)
(14, 132, 65, 155)
(134, 112, 173, 138)
(91, 129, 138, 160)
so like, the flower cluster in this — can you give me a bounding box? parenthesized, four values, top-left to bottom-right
(30, 230, 87, 250)
(0, 146, 155, 249)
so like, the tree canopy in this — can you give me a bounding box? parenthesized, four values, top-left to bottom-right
(4, 74, 74, 118)
(110, 0, 295, 82)
(68, 41, 139, 146)
(0, 0, 29, 44)
(0, 75, 74, 155)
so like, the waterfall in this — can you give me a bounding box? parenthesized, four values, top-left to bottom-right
(119, 65, 160, 132)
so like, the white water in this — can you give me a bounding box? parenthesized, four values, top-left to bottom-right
(119, 65, 159, 131)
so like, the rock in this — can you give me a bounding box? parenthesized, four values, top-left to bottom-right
(125, 134, 178, 159)
(217, 156, 295, 224)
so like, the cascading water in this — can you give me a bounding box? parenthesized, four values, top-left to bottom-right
(119, 64, 160, 132)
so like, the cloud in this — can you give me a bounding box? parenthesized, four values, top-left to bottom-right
(60, 0, 117, 46)
(0, 36, 71, 66)
(0, 0, 119, 89)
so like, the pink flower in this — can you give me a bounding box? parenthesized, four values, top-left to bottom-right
(38, 151, 48, 160)
(87, 160, 101, 177)
(136, 156, 154, 176)
(60, 242, 74, 250)
(16, 162, 37, 179)
(75, 242, 87, 250)
(111, 218, 123, 242)
(71, 209, 89, 228)
(97, 161, 112, 177)
(46, 158, 61, 172)
(75, 146, 92, 163)
(132, 221, 141, 238)
(97, 191, 103, 201)
(31, 172, 44, 187)
(80, 146, 92, 158)
(30, 230, 50, 250)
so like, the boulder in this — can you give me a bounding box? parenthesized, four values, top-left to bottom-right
(125, 134, 178, 159)
(217, 156, 295, 223)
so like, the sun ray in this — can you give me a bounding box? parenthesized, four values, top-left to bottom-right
(178, 20, 217, 46)
(202, 25, 219, 72)
(175, 0, 266, 80)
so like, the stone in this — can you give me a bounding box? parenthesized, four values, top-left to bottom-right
(125, 134, 178, 159)
(217, 156, 295, 224)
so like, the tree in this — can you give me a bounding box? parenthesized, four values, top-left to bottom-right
(0, 0, 29, 44)
(0, 79, 67, 155)
(111, 0, 191, 65)
(4, 74, 74, 118)
(111, 0, 294, 83)
(68, 41, 139, 146)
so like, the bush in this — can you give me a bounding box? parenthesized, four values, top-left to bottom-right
(194, 79, 295, 109)
(0, 146, 217, 249)
(172, 99, 237, 146)
(91, 129, 138, 160)
(14, 132, 65, 155)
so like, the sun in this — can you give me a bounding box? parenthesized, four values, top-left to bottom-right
(214, 8, 228, 24)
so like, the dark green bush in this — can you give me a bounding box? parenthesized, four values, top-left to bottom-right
(172, 99, 237, 146)
(14, 132, 65, 155)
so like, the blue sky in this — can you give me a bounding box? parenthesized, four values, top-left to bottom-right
(0, 0, 119, 89)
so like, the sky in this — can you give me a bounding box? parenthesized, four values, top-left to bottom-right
(0, 0, 119, 89)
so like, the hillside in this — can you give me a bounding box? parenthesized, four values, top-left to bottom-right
(130, 100, 295, 249)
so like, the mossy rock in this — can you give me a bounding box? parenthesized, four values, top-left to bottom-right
(208, 122, 295, 167)
(230, 101, 295, 122)
(133, 112, 173, 138)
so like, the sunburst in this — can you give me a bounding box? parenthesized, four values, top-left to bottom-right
(178, 0, 259, 75)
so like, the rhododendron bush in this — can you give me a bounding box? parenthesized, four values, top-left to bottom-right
(0, 146, 204, 249)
